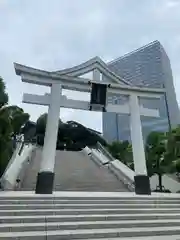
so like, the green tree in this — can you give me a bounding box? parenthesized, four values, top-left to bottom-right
(36, 113, 63, 146)
(36, 113, 63, 135)
(145, 131, 174, 192)
(165, 125, 180, 174)
(65, 121, 107, 147)
(0, 106, 29, 177)
(0, 77, 10, 176)
(0, 77, 30, 176)
(21, 121, 36, 142)
(107, 141, 133, 169)
(0, 106, 29, 140)
(0, 76, 8, 108)
(0, 109, 13, 176)
(36, 114, 107, 149)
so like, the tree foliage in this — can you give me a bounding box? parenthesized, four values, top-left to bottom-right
(35, 113, 107, 150)
(145, 131, 167, 177)
(145, 131, 173, 191)
(0, 106, 30, 138)
(0, 77, 29, 177)
(0, 76, 8, 108)
(107, 128, 180, 192)
(165, 126, 180, 173)
(107, 141, 133, 169)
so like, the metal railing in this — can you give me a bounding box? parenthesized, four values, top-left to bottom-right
(96, 142, 114, 164)
(96, 142, 135, 191)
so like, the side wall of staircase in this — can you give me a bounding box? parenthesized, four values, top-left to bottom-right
(0, 142, 36, 190)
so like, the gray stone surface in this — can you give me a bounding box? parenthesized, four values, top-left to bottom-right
(1, 195, 180, 239)
(20, 148, 129, 192)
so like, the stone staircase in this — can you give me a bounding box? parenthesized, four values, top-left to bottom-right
(1, 192, 180, 239)
(20, 149, 128, 192)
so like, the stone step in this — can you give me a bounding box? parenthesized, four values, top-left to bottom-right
(0, 213, 180, 223)
(71, 237, 180, 240)
(0, 226, 180, 239)
(1, 195, 180, 201)
(0, 198, 180, 204)
(1, 203, 180, 210)
(65, 237, 180, 240)
(1, 192, 180, 239)
(1, 219, 180, 232)
(0, 193, 180, 239)
(1, 213, 180, 224)
(1, 236, 180, 240)
(0, 208, 179, 216)
(20, 149, 129, 192)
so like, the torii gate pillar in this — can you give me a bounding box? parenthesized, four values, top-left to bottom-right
(129, 94, 151, 194)
(36, 83, 62, 194)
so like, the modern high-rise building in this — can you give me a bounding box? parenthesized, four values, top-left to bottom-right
(103, 40, 180, 143)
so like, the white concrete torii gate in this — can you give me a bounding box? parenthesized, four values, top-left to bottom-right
(14, 57, 165, 195)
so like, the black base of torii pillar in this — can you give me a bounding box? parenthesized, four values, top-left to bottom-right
(35, 172, 54, 194)
(134, 175, 151, 195)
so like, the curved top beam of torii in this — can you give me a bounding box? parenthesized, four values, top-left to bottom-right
(53, 56, 131, 85)
(14, 58, 165, 98)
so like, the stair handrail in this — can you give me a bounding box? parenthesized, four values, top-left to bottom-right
(96, 142, 135, 191)
(96, 142, 114, 163)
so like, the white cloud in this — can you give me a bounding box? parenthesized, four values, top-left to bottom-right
(166, 0, 180, 8)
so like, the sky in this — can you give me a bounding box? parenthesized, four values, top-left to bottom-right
(0, 0, 180, 132)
